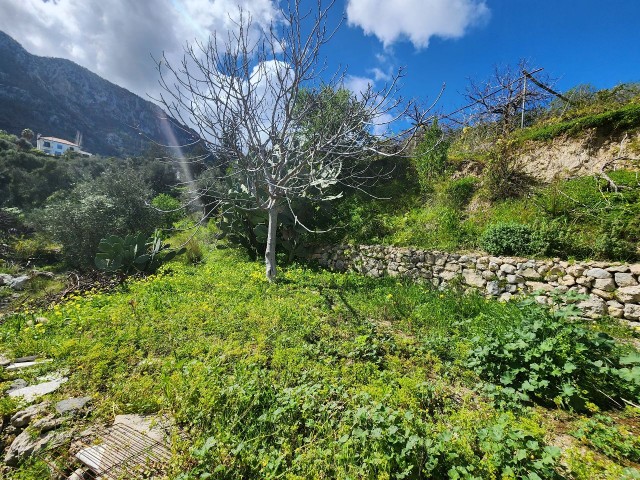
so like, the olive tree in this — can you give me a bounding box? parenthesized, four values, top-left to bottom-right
(155, 0, 429, 281)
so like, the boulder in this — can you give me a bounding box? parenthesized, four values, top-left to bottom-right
(520, 268, 541, 280)
(499, 263, 516, 274)
(617, 286, 640, 304)
(486, 281, 501, 296)
(585, 268, 611, 279)
(4, 416, 69, 466)
(10, 402, 50, 428)
(8, 376, 68, 402)
(55, 397, 92, 415)
(607, 300, 625, 318)
(577, 295, 607, 318)
(9, 275, 30, 290)
(593, 278, 616, 292)
(624, 304, 640, 321)
(614, 273, 638, 287)
(558, 275, 576, 287)
(462, 269, 486, 288)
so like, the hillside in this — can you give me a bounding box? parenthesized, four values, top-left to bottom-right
(0, 31, 194, 156)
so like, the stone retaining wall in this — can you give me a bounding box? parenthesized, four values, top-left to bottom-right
(310, 245, 640, 322)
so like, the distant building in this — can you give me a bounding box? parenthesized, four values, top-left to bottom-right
(36, 135, 92, 157)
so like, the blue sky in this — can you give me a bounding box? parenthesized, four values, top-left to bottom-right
(1, 0, 639, 116)
(328, 0, 640, 114)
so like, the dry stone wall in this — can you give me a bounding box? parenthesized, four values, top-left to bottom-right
(310, 245, 640, 322)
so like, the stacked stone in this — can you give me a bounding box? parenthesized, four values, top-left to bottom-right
(310, 245, 640, 322)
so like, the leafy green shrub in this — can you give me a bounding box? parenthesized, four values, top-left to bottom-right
(572, 415, 640, 463)
(483, 147, 536, 201)
(94, 232, 185, 274)
(440, 176, 477, 209)
(151, 193, 184, 228)
(594, 219, 639, 261)
(479, 222, 535, 256)
(12, 235, 60, 264)
(413, 119, 449, 194)
(39, 170, 161, 268)
(467, 304, 639, 411)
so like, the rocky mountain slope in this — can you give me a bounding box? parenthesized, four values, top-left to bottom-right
(0, 31, 194, 156)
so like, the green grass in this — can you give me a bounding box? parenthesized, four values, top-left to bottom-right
(1, 249, 640, 478)
(515, 103, 640, 143)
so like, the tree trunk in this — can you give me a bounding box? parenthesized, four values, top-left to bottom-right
(265, 205, 278, 282)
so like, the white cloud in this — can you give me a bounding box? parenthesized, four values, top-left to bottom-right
(0, 0, 277, 98)
(343, 75, 374, 96)
(346, 0, 489, 48)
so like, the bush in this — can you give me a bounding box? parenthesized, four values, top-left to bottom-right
(39, 169, 160, 268)
(467, 303, 639, 411)
(440, 176, 477, 209)
(413, 120, 449, 194)
(151, 193, 184, 228)
(94, 231, 185, 274)
(479, 222, 536, 256)
(483, 148, 536, 201)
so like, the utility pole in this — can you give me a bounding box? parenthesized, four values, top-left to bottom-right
(521, 75, 527, 129)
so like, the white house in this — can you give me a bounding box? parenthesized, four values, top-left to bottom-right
(36, 136, 92, 157)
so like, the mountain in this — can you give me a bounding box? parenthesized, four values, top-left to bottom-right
(0, 31, 195, 156)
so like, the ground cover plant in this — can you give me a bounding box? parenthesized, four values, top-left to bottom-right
(1, 248, 640, 479)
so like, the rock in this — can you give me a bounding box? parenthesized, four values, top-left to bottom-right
(500, 263, 516, 274)
(558, 275, 576, 286)
(462, 270, 486, 288)
(593, 278, 616, 292)
(577, 295, 607, 318)
(55, 397, 92, 415)
(7, 378, 28, 393)
(0, 354, 10, 367)
(520, 268, 541, 280)
(0, 273, 13, 286)
(9, 275, 30, 290)
(617, 286, 640, 304)
(591, 289, 614, 301)
(67, 468, 90, 480)
(615, 273, 638, 287)
(576, 276, 593, 287)
(444, 262, 462, 272)
(624, 304, 640, 321)
(488, 262, 500, 272)
(14, 355, 38, 363)
(499, 292, 513, 302)
(482, 270, 497, 280)
(585, 268, 611, 279)
(5, 358, 53, 371)
(566, 265, 586, 277)
(486, 281, 501, 296)
(506, 274, 524, 284)
(4, 426, 69, 466)
(549, 266, 565, 276)
(8, 376, 68, 402)
(10, 402, 50, 428)
(629, 264, 640, 275)
(113, 414, 173, 443)
(607, 265, 629, 273)
(534, 295, 548, 305)
(607, 300, 625, 318)
(525, 281, 554, 293)
(439, 270, 458, 281)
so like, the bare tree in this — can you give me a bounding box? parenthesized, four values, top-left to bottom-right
(154, 0, 429, 281)
(464, 60, 553, 135)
